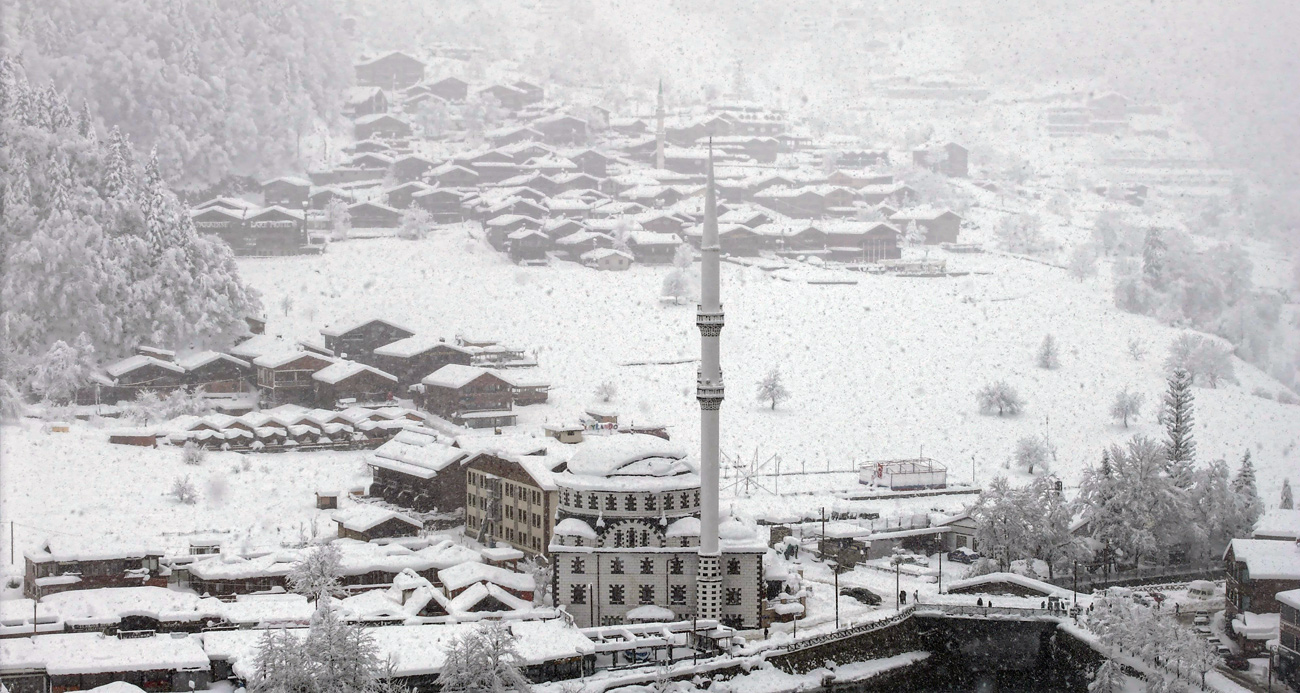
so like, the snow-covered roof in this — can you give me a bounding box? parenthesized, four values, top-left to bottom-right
(421, 364, 501, 389)
(582, 248, 633, 262)
(625, 605, 675, 621)
(319, 317, 415, 339)
(1278, 588, 1300, 611)
(333, 505, 421, 533)
(1253, 508, 1300, 540)
(252, 350, 335, 370)
(0, 632, 209, 675)
(554, 518, 598, 540)
(311, 361, 398, 385)
(261, 176, 312, 188)
(26, 537, 163, 564)
(174, 351, 250, 371)
(373, 335, 470, 359)
(1225, 538, 1300, 580)
(367, 429, 467, 480)
(437, 562, 535, 593)
(105, 355, 185, 378)
(890, 206, 960, 221)
(481, 546, 525, 562)
(665, 517, 701, 538)
(564, 434, 691, 478)
(445, 582, 533, 616)
(229, 334, 286, 360)
(945, 572, 1072, 598)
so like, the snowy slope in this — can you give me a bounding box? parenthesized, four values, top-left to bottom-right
(239, 230, 1300, 503)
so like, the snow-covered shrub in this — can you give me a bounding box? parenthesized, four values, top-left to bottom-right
(326, 197, 351, 241)
(288, 543, 344, 602)
(595, 381, 617, 403)
(977, 381, 1024, 416)
(0, 379, 27, 422)
(400, 204, 433, 240)
(1126, 338, 1147, 361)
(1037, 334, 1060, 369)
(1252, 387, 1274, 400)
(171, 475, 200, 504)
(1067, 244, 1098, 281)
(1277, 390, 1298, 405)
(996, 213, 1052, 255)
(31, 339, 87, 405)
(437, 621, 531, 693)
(182, 441, 205, 466)
(968, 557, 998, 577)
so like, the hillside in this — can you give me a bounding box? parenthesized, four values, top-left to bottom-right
(239, 230, 1300, 504)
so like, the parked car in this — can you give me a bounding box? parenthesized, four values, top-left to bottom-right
(839, 586, 883, 606)
(1215, 644, 1232, 656)
(1194, 611, 1210, 626)
(948, 547, 980, 564)
(1224, 654, 1250, 671)
(1146, 591, 1166, 604)
(1132, 593, 1151, 606)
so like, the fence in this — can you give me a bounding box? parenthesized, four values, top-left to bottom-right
(1046, 562, 1220, 592)
(773, 605, 917, 656)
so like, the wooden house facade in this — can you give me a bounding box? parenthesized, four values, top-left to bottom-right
(372, 338, 473, 389)
(355, 51, 426, 90)
(179, 352, 252, 394)
(253, 352, 336, 406)
(418, 365, 514, 426)
(320, 319, 415, 363)
(312, 362, 399, 408)
(24, 542, 167, 600)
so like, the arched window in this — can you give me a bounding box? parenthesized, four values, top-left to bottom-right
(605, 495, 617, 511)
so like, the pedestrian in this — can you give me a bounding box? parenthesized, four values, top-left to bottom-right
(913, 590, 919, 604)
(899, 590, 907, 605)
(977, 598, 983, 607)
(1041, 600, 1046, 609)
(1174, 603, 1179, 615)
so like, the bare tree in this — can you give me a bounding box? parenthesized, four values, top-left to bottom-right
(978, 381, 1024, 416)
(1109, 387, 1144, 428)
(1126, 338, 1147, 361)
(756, 366, 791, 410)
(182, 441, 206, 466)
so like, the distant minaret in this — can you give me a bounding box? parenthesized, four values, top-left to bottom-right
(695, 143, 724, 622)
(655, 79, 666, 171)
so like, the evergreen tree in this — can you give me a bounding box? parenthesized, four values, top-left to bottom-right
(1162, 369, 1196, 487)
(1231, 450, 1263, 531)
(103, 127, 135, 199)
(1143, 227, 1166, 288)
(437, 622, 531, 693)
(1282, 479, 1294, 510)
(1037, 333, 1060, 369)
(76, 100, 93, 138)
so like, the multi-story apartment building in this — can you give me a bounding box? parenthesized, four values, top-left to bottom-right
(464, 452, 563, 556)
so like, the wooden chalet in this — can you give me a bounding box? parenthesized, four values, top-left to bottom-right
(542, 218, 586, 239)
(253, 352, 336, 406)
(373, 336, 473, 389)
(417, 365, 514, 428)
(309, 186, 354, 210)
(581, 247, 632, 271)
(821, 221, 902, 262)
(530, 115, 588, 145)
(24, 539, 166, 600)
(178, 351, 251, 394)
(353, 114, 413, 141)
(344, 86, 389, 117)
(367, 428, 471, 513)
(384, 181, 434, 211)
(512, 80, 544, 105)
(430, 164, 479, 188)
(426, 76, 468, 102)
(320, 318, 415, 362)
(569, 149, 611, 177)
(912, 142, 968, 178)
(488, 126, 543, 148)
(1224, 539, 1300, 625)
(889, 208, 963, 244)
(334, 506, 423, 542)
(196, 205, 311, 256)
(624, 231, 680, 263)
(412, 188, 467, 222)
(347, 201, 403, 229)
(104, 354, 186, 401)
(479, 84, 530, 112)
(507, 229, 553, 264)
(313, 361, 399, 408)
(261, 177, 311, 208)
(833, 150, 890, 168)
(390, 155, 439, 184)
(826, 170, 894, 189)
(355, 51, 426, 90)
(555, 230, 614, 260)
(485, 215, 542, 251)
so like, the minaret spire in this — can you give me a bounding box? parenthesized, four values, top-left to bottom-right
(655, 79, 666, 171)
(695, 141, 724, 622)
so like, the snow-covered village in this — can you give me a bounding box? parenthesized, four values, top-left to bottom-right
(2, 2, 1300, 693)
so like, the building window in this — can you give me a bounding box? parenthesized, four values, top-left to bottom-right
(726, 588, 742, 606)
(610, 585, 625, 605)
(613, 531, 624, 548)
(611, 558, 624, 574)
(571, 584, 586, 604)
(606, 495, 617, 511)
(639, 585, 655, 605)
(532, 514, 541, 528)
(562, 490, 570, 505)
(669, 557, 684, 575)
(671, 585, 687, 605)
(681, 493, 690, 508)
(645, 495, 657, 511)
(727, 559, 741, 575)
(571, 558, 584, 574)
(664, 495, 675, 511)
(641, 530, 650, 547)
(625, 495, 637, 511)
(680, 538, 690, 548)
(588, 495, 598, 510)
(693, 491, 699, 506)
(640, 557, 654, 575)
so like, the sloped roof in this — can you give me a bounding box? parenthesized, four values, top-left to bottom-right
(320, 318, 415, 339)
(421, 364, 503, 389)
(333, 505, 421, 533)
(374, 335, 471, 359)
(106, 355, 185, 378)
(312, 361, 398, 385)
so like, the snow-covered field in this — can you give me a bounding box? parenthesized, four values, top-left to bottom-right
(241, 229, 1298, 501)
(3, 224, 1295, 565)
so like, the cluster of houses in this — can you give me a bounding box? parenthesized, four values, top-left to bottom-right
(114, 404, 427, 452)
(190, 49, 967, 267)
(89, 318, 548, 431)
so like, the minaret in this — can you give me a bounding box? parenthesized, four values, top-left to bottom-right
(655, 79, 666, 171)
(695, 143, 724, 622)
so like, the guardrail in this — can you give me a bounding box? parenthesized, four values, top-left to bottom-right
(775, 605, 917, 655)
(914, 604, 1061, 620)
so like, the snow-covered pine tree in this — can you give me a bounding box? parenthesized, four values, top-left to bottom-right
(1037, 333, 1059, 369)
(1142, 227, 1166, 288)
(103, 127, 135, 199)
(76, 100, 93, 139)
(1231, 450, 1263, 531)
(1162, 369, 1196, 487)
(756, 366, 790, 410)
(437, 622, 532, 693)
(287, 543, 344, 603)
(1108, 387, 1143, 428)
(138, 148, 176, 254)
(1283, 479, 1294, 509)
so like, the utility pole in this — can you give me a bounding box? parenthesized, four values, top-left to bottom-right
(1073, 561, 1078, 607)
(938, 550, 943, 594)
(833, 559, 840, 629)
(895, 563, 901, 611)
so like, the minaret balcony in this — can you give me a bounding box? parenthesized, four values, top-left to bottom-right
(696, 307, 725, 336)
